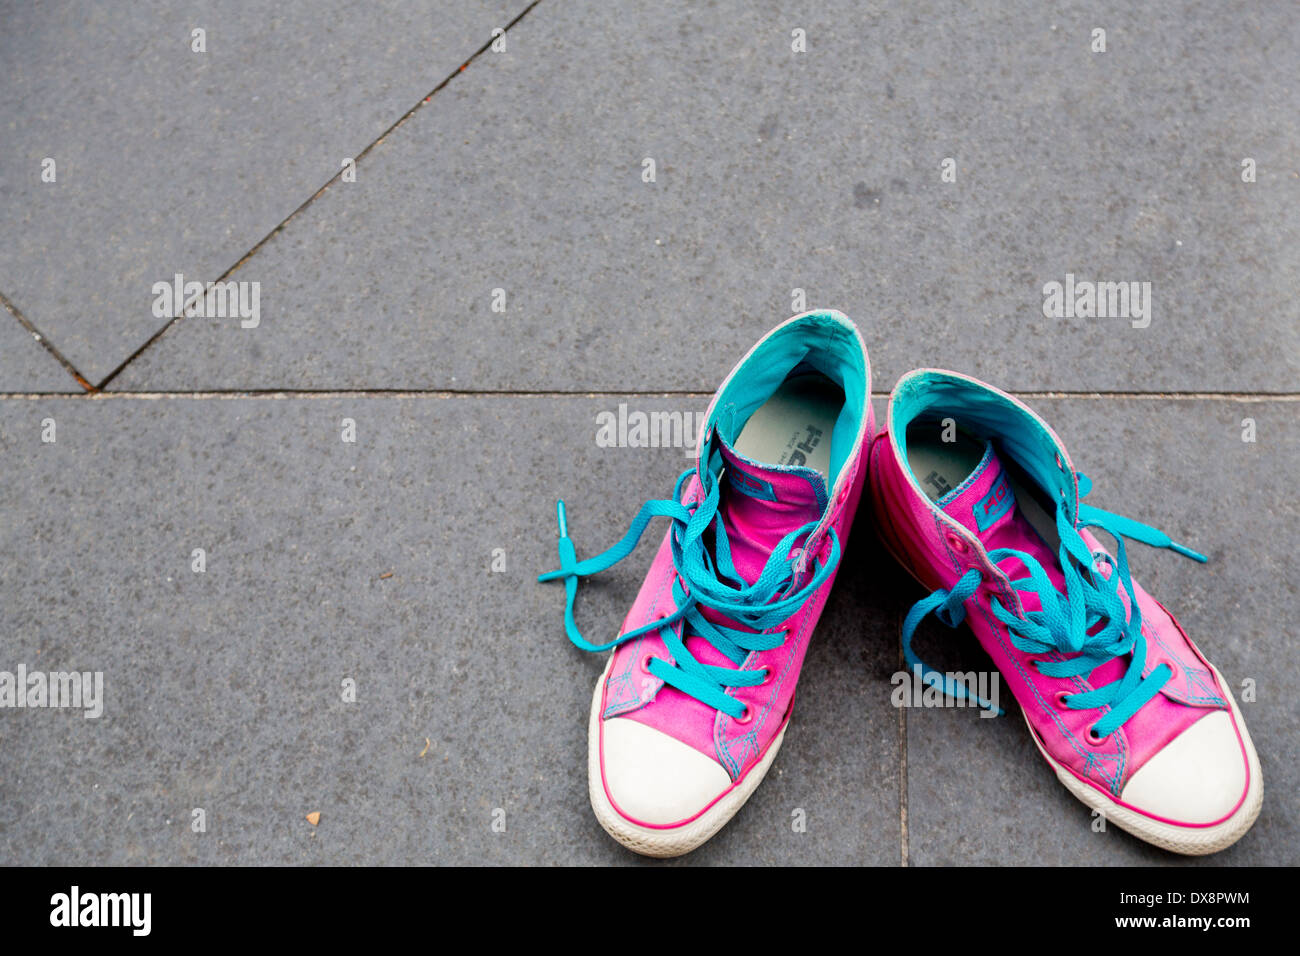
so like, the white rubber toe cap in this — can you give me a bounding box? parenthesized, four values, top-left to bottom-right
(600, 717, 732, 826)
(1120, 711, 1248, 825)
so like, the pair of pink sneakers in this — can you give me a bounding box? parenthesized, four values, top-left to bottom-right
(540, 311, 1262, 858)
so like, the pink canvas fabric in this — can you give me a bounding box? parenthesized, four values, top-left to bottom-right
(869, 370, 1245, 809)
(602, 439, 869, 779)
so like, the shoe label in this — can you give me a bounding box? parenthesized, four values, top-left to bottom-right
(728, 467, 778, 502)
(974, 470, 1014, 531)
(924, 470, 954, 499)
(780, 425, 823, 468)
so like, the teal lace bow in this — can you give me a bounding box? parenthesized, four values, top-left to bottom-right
(540, 465, 839, 719)
(901, 473, 1206, 737)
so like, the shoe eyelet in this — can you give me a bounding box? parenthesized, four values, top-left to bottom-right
(734, 704, 754, 725)
(1086, 726, 1105, 745)
(759, 668, 772, 686)
(1054, 690, 1071, 707)
(1054, 453, 1064, 469)
(946, 532, 969, 554)
(640, 654, 656, 674)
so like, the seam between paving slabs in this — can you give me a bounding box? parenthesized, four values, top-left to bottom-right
(86, 0, 547, 394)
(0, 290, 94, 392)
(898, 612, 909, 867)
(0, 390, 1297, 401)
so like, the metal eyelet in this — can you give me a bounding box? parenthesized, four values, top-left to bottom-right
(640, 655, 656, 674)
(946, 532, 970, 554)
(734, 704, 754, 725)
(1054, 690, 1071, 707)
(1086, 726, 1105, 745)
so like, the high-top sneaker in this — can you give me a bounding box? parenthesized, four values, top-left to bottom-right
(540, 310, 872, 857)
(870, 369, 1262, 855)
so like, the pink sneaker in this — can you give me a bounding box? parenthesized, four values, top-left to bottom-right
(870, 369, 1262, 855)
(540, 310, 872, 856)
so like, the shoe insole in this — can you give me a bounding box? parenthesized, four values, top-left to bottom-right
(906, 425, 986, 502)
(733, 373, 842, 480)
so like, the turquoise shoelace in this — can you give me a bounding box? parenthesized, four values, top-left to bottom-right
(901, 473, 1207, 738)
(539, 466, 840, 719)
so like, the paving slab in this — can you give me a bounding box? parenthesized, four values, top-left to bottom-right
(903, 397, 1299, 866)
(0, 393, 899, 865)
(0, 0, 532, 386)
(0, 309, 79, 392)
(112, 0, 1300, 394)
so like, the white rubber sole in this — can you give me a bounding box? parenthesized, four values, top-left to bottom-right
(1026, 664, 1263, 855)
(586, 654, 788, 858)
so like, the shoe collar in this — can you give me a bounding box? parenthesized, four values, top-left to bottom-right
(888, 368, 1079, 521)
(886, 369, 1081, 606)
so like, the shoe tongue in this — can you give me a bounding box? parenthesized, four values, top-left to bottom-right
(939, 442, 1066, 607)
(942, 442, 1131, 678)
(713, 433, 827, 585)
(940, 442, 1020, 542)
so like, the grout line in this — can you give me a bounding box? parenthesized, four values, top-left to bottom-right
(0, 389, 1297, 402)
(999, 390, 1300, 401)
(898, 612, 909, 868)
(0, 389, 715, 400)
(91, 0, 546, 393)
(0, 291, 94, 392)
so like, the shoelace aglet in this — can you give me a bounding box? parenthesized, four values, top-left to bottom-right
(1169, 540, 1208, 564)
(555, 499, 569, 538)
(537, 500, 576, 584)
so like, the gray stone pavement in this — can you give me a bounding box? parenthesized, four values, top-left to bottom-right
(0, 0, 532, 384)
(0, 1, 1296, 865)
(0, 301, 76, 392)
(0, 395, 901, 865)
(105, 0, 1300, 394)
